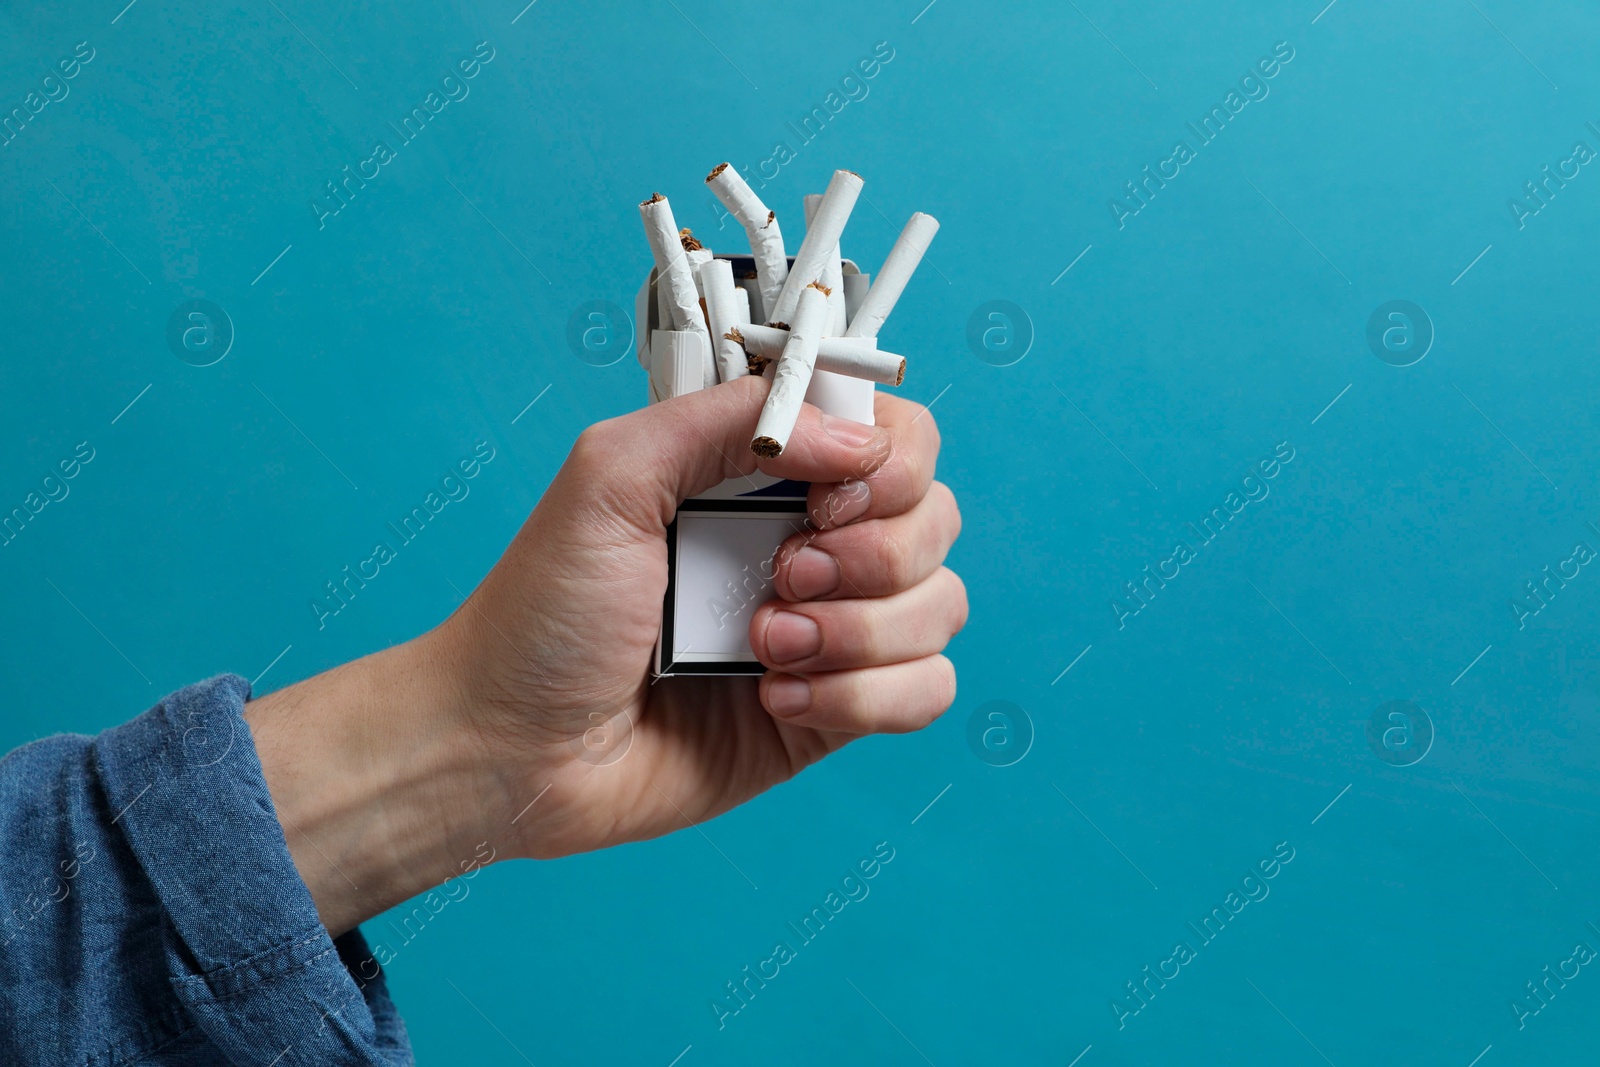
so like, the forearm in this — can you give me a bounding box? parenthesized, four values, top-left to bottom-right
(244, 626, 509, 936)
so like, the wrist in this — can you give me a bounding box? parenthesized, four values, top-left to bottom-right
(244, 626, 511, 936)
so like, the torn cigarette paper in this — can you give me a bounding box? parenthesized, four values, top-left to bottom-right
(736, 324, 904, 386)
(706, 163, 788, 323)
(639, 194, 710, 355)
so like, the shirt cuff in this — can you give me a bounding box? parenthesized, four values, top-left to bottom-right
(92, 674, 412, 1064)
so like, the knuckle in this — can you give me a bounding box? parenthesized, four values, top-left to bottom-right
(874, 527, 910, 591)
(846, 602, 887, 661)
(931, 481, 963, 543)
(897, 435, 932, 503)
(569, 420, 620, 475)
(860, 423, 895, 476)
(818, 478, 868, 527)
(814, 665, 861, 714)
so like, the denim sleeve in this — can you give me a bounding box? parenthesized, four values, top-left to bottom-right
(0, 675, 413, 1066)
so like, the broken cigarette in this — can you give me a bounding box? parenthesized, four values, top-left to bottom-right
(735, 275, 763, 323)
(804, 193, 849, 336)
(639, 195, 710, 351)
(730, 329, 768, 377)
(681, 228, 713, 288)
(751, 283, 830, 458)
(768, 169, 863, 327)
(681, 229, 717, 388)
(844, 212, 939, 339)
(802, 190, 876, 423)
(841, 267, 871, 322)
(736, 323, 904, 386)
(699, 257, 749, 383)
(706, 163, 789, 323)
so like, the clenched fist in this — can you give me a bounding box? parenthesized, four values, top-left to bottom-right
(247, 375, 966, 935)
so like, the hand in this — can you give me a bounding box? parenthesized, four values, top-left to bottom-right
(461, 374, 965, 856)
(246, 375, 965, 934)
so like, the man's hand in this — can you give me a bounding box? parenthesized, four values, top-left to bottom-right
(246, 376, 964, 935)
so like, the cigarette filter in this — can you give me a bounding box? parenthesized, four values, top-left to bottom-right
(699, 257, 749, 384)
(844, 211, 939, 339)
(768, 170, 863, 327)
(706, 163, 789, 321)
(751, 283, 830, 457)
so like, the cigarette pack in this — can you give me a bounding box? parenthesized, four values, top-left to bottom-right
(641, 254, 871, 675)
(635, 170, 934, 675)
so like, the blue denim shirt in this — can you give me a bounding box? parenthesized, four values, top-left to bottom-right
(0, 676, 413, 1065)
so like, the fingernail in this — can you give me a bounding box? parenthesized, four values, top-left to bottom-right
(787, 546, 840, 599)
(825, 480, 872, 526)
(821, 412, 878, 448)
(765, 675, 812, 717)
(765, 611, 822, 664)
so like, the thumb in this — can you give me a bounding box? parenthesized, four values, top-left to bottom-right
(558, 376, 889, 536)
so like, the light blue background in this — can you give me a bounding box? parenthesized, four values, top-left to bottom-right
(3, 0, 1599, 1063)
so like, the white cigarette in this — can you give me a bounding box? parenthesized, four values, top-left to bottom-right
(730, 290, 758, 378)
(768, 169, 863, 327)
(751, 283, 830, 458)
(735, 323, 904, 386)
(699, 257, 748, 383)
(688, 251, 713, 290)
(635, 268, 659, 370)
(706, 163, 789, 322)
(682, 229, 713, 291)
(680, 229, 718, 387)
(784, 198, 873, 429)
(804, 193, 849, 336)
(654, 274, 672, 334)
(735, 274, 764, 322)
(841, 268, 871, 322)
(844, 212, 938, 339)
(639, 195, 710, 349)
